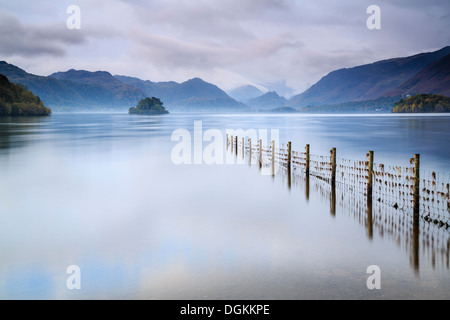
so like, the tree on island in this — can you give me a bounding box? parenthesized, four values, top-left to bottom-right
(0, 74, 51, 116)
(392, 94, 450, 113)
(129, 97, 169, 115)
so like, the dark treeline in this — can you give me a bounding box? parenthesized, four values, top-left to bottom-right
(0, 74, 51, 116)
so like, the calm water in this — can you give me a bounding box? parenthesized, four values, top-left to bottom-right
(0, 112, 449, 300)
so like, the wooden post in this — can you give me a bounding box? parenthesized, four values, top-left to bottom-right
(287, 142, 292, 189)
(235, 136, 238, 156)
(242, 137, 244, 158)
(367, 151, 374, 198)
(226, 134, 229, 150)
(413, 154, 420, 215)
(271, 140, 275, 176)
(331, 147, 336, 185)
(259, 139, 262, 168)
(231, 135, 233, 151)
(248, 138, 252, 165)
(287, 142, 292, 170)
(306, 144, 310, 176)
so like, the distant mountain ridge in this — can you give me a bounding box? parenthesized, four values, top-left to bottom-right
(0, 61, 146, 110)
(0, 62, 245, 112)
(227, 85, 264, 102)
(245, 91, 287, 110)
(115, 75, 245, 111)
(288, 46, 450, 107)
(1, 45, 449, 113)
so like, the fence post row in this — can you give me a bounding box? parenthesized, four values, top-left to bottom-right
(227, 137, 445, 220)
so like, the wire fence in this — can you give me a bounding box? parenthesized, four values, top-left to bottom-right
(227, 135, 450, 229)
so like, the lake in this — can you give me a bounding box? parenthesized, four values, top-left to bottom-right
(0, 112, 449, 299)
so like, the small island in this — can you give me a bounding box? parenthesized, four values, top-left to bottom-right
(0, 74, 51, 116)
(392, 94, 450, 113)
(269, 106, 298, 113)
(129, 97, 169, 115)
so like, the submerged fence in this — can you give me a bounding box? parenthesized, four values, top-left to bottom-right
(226, 134, 450, 229)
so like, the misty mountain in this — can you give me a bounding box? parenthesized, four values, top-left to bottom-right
(227, 85, 264, 102)
(245, 91, 287, 110)
(115, 75, 245, 111)
(288, 46, 450, 107)
(0, 62, 245, 111)
(0, 61, 145, 110)
(49, 69, 146, 108)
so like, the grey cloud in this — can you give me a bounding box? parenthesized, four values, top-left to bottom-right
(0, 11, 122, 58)
(131, 30, 299, 70)
(1, 0, 449, 94)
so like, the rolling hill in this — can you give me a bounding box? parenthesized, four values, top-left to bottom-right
(0, 61, 145, 110)
(288, 46, 450, 108)
(0, 62, 245, 112)
(388, 54, 450, 97)
(115, 75, 245, 111)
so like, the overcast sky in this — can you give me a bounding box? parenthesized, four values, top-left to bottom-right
(0, 0, 449, 96)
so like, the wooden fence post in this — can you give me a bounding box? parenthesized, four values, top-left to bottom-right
(259, 139, 262, 168)
(306, 144, 310, 176)
(287, 142, 292, 170)
(235, 136, 238, 155)
(331, 147, 336, 184)
(413, 154, 420, 215)
(287, 142, 292, 189)
(367, 151, 374, 198)
(248, 138, 252, 165)
(271, 140, 275, 176)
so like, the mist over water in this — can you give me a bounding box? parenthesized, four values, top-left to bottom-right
(0, 113, 449, 299)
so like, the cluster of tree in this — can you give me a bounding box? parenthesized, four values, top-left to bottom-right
(129, 97, 169, 115)
(0, 74, 51, 116)
(392, 94, 450, 113)
(297, 97, 399, 113)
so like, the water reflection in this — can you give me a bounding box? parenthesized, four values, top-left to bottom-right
(289, 170, 449, 274)
(248, 145, 449, 274)
(367, 197, 373, 240)
(0, 116, 50, 153)
(1, 113, 449, 299)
